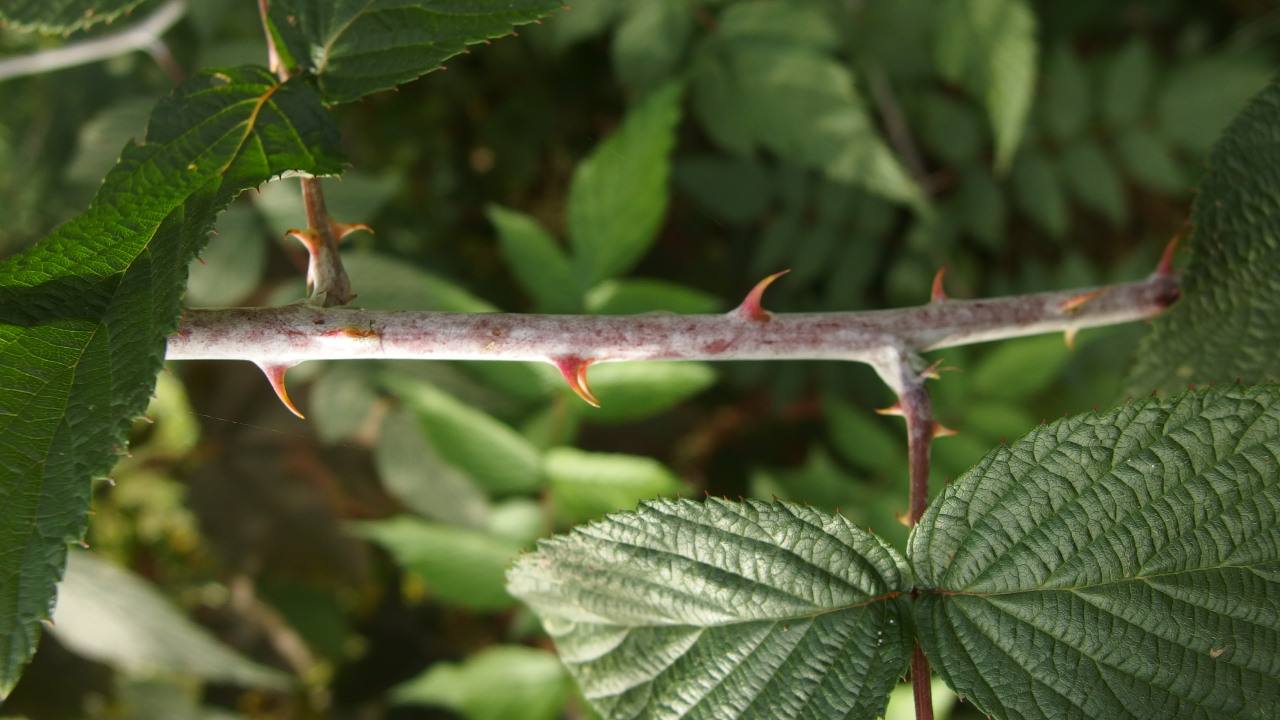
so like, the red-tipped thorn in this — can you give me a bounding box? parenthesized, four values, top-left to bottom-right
(932, 421, 958, 438)
(931, 267, 949, 303)
(875, 402, 905, 416)
(552, 356, 601, 407)
(1156, 237, 1179, 277)
(1058, 288, 1107, 313)
(731, 269, 790, 322)
(255, 361, 305, 419)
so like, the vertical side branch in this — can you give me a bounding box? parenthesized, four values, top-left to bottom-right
(287, 178, 365, 308)
(870, 346, 937, 720)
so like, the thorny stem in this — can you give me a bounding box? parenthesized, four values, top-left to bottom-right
(0, 0, 187, 82)
(257, 0, 360, 309)
(169, 269, 1178, 720)
(289, 177, 362, 308)
(168, 274, 1180, 367)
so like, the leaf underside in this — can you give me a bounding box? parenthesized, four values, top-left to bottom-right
(508, 498, 913, 720)
(266, 0, 564, 104)
(0, 65, 344, 698)
(1127, 75, 1280, 393)
(911, 385, 1280, 720)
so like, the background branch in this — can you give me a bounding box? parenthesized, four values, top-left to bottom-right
(0, 0, 186, 82)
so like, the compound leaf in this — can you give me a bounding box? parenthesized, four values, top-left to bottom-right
(266, 0, 562, 104)
(692, 17, 921, 207)
(508, 498, 913, 720)
(1128, 75, 1280, 393)
(934, 0, 1038, 171)
(568, 81, 683, 289)
(0, 66, 344, 697)
(911, 385, 1280, 720)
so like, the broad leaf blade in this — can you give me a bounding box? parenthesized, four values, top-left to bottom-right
(934, 0, 1038, 172)
(353, 516, 522, 611)
(911, 385, 1280, 720)
(568, 81, 683, 289)
(1128, 75, 1280, 393)
(0, 66, 344, 698)
(0, 0, 145, 32)
(266, 0, 562, 104)
(508, 498, 913, 720)
(692, 32, 921, 207)
(381, 373, 543, 495)
(52, 551, 290, 688)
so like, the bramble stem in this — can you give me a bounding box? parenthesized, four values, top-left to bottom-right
(168, 274, 1179, 366)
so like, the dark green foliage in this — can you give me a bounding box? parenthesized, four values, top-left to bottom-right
(0, 67, 344, 696)
(1129, 73, 1280, 393)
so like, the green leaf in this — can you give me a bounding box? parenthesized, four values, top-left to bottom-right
(507, 498, 914, 720)
(612, 0, 694, 92)
(1156, 55, 1274, 154)
(1040, 44, 1091, 141)
(1059, 139, 1126, 225)
(971, 333, 1072, 400)
(916, 92, 986, 167)
(1101, 38, 1155, 126)
(353, 515, 522, 611)
(911, 385, 1280, 719)
(717, 0, 838, 49)
(0, 0, 145, 32)
(373, 406, 491, 529)
(393, 644, 570, 720)
(692, 36, 921, 207)
(955, 164, 1007, 250)
(546, 448, 685, 525)
(584, 278, 722, 315)
(381, 373, 543, 495)
(1128, 75, 1280, 393)
(1113, 127, 1185, 194)
(578, 361, 717, 424)
(568, 81, 683, 288)
(266, 0, 562, 104)
(673, 154, 772, 227)
(51, 551, 290, 688)
(1010, 148, 1069, 238)
(933, 0, 1038, 171)
(488, 204, 581, 313)
(0, 66, 343, 698)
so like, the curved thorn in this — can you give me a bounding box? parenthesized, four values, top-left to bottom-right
(731, 269, 790, 322)
(931, 267, 949, 303)
(255, 361, 305, 419)
(875, 402, 905, 417)
(552, 356, 601, 407)
(332, 220, 372, 240)
(1058, 288, 1107, 313)
(287, 228, 322, 294)
(932, 421, 958, 438)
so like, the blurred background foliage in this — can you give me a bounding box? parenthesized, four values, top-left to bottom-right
(1, 0, 1277, 718)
